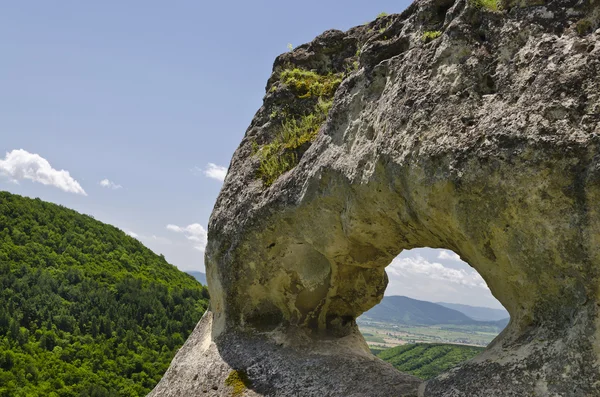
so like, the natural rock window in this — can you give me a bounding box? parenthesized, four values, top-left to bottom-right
(150, 0, 600, 395)
(360, 248, 510, 378)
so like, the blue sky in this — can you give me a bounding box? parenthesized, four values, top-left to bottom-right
(0, 1, 504, 309)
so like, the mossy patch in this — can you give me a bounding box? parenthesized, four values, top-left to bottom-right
(471, 0, 499, 11)
(225, 370, 252, 396)
(255, 68, 342, 186)
(279, 68, 342, 99)
(255, 99, 332, 186)
(576, 19, 593, 36)
(422, 31, 442, 43)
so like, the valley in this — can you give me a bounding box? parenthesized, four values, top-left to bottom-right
(375, 343, 485, 380)
(360, 321, 501, 349)
(359, 296, 508, 349)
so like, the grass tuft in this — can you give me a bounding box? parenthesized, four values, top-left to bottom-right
(422, 31, 442, 42)
(255, 68, 342, 186)
(279, 68, 342, 99)
(255, 98, 332, 186)
(470, 0, 499, 11)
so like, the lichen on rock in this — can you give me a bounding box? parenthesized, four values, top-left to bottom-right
(225, 370, 251, 396)
(149, 0, 600, 395)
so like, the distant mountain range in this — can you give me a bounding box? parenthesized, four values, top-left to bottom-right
(186, 271, 207, 285)
(436, 302, 509, 322)
(360, 296, 509, 330)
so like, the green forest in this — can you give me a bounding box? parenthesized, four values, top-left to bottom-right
(0, 191, 209, 397)
(377, 343, 484, 379)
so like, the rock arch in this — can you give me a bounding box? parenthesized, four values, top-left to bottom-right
(150, 0, 600, 395)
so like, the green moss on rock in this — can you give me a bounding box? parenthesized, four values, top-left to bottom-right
(422, 31, 442, 42)
(576, 19, 593, 36)
(225, 370, 252, 396)
(471, 0, 500, 11)
(255, 69, 341, 186)
(279, 68, 342, 99)
(255, 99, 332, 186)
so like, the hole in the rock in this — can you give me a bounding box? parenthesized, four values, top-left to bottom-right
(358, 248, 509, 381)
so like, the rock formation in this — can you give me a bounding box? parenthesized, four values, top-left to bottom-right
(150, 0, 600, 395)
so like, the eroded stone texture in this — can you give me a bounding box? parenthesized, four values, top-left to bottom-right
(150, 312, 420, 396)
(151, 0, 600, 395)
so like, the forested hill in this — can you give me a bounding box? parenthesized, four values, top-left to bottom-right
(0, 191, 209, 397)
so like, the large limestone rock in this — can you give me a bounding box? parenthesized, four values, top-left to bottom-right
(150, 0, 600, 395)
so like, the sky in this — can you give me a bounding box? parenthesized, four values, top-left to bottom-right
(0, 1, 504, 310)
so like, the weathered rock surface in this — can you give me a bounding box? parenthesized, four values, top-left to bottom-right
(150, 0, 600, 395)
(150, 312, 420, 396)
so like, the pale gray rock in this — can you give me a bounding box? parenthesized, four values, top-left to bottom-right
(151, 0, 600, 395)
(149, 312, 420, 396)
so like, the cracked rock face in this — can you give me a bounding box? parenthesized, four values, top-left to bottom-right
(150, 0, 600, 395)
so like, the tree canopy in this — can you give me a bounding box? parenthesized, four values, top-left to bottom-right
(377, 343, 484, 379)
(0, 191, 209, 396)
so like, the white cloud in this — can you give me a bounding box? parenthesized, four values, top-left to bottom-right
(438, 250, 462, 262)
(387, 255, 488, 289)
(99, 179, 122, 189)
(126, 230, 171, 245)
(382, 249, 505, 308)
(166, 223, 208, 252)
(0, 149, 86, 195)
(202, 163, 227, 182)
